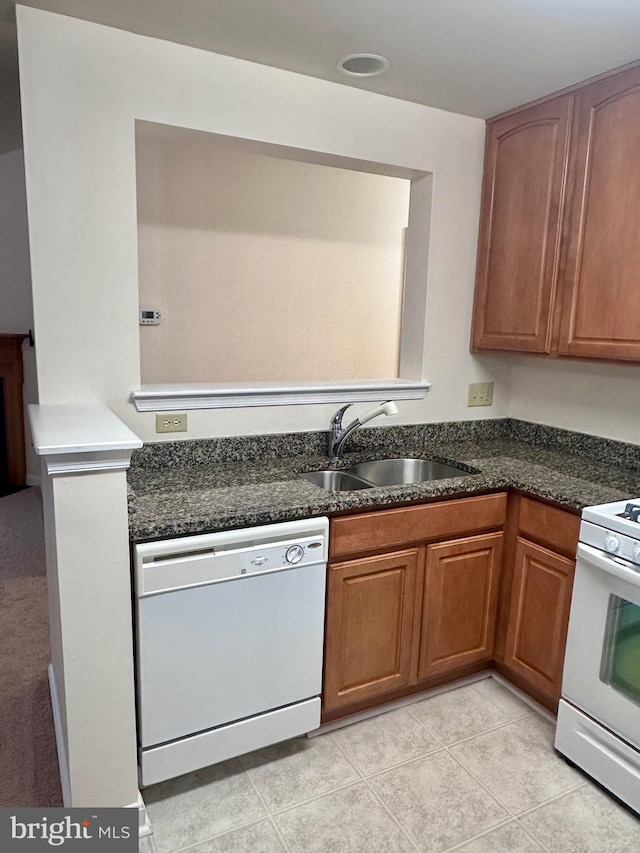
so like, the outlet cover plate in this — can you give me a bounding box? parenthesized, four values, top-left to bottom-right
(467, 382, 494, 407)
(156, 413, 188, 433)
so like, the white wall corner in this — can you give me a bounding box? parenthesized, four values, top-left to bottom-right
(48, 663, 71, 807)
(130, 792, 152, 838)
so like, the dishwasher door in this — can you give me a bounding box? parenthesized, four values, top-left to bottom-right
(135, 520, 328, 751)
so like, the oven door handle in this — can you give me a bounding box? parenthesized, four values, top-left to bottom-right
(577, 542, 640, 588)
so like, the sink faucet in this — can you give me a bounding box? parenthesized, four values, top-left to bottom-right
(328, 401, 398, 462)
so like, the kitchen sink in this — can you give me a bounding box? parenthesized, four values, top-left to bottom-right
(349, 458, 470, 486)
(300, 458, 473, 491)
(299, 470, 373, 491)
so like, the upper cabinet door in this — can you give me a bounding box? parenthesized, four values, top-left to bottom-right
(472, 97, 572, 353)
(559, 66, 640, 360)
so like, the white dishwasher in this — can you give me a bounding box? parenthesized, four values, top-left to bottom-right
(134, 517, 328, 786)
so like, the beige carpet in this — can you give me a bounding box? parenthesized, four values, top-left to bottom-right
(0, 487, 62, 807)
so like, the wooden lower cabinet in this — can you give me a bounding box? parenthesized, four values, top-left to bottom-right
(419, 532, 503, 679)
(323, 493, 579, 720)
(323, 549, 422, 714)
(323, 530, 505, 716)
(502, 536, 575, 706)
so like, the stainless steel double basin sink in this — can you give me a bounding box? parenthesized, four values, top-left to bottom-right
(300, 458, 471, 491)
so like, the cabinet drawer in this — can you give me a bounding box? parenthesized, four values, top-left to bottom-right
(330, 493, 507, 559)
(518, 497, 580, 558)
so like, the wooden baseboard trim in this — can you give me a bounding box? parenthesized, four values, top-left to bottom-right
(313, 671, 491, 736)
(320, 663, 491, 726)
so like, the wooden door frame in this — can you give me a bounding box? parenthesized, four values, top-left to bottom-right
(0, 334, 28, 487)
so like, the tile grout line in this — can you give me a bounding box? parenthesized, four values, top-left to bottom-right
(401, 699, 444, 735)
(512, 816, 554, 853)
(363, 746, 451, 783)
(511, 784, 592, 853)
(331, 735, 422, 853)
(444, 743, 518, 819)
(439, 817, 518, 853)
(244, 736, 367, 818)
(404, 704, 447, 746)
(266, 778, 366, 816)
(470, 679, 534, 721)
(427, 717, 523, 750)
(266, 815, 290, 853)
(515, 781, 589, 820)
(447, 740, 588, 826)
(168, 816, 274, 853)
(361, 775, 423, 853)
(403, 683, 533, 747)
(514, 715, 557, 750)
(336, 732, 443, 779)
(243, 765, 292, 853)
(488, 674, 557, 723)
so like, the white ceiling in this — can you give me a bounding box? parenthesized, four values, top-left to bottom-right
(1, 0, 640, 150)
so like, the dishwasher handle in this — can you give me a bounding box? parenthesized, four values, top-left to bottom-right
(136, 535, 327, 597)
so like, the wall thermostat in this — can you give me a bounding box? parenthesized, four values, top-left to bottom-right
(139, 308, 162, 326)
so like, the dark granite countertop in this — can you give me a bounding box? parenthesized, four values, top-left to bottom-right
(127, 419, 640, 541)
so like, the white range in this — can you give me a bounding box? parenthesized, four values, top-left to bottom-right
(556, 499, 640, 815)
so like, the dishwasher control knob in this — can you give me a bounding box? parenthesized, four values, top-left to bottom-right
(286, 545, 304, 564)
(605, 535, 621, 554)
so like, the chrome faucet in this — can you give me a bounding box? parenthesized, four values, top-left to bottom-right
(328, 401, 399, 462)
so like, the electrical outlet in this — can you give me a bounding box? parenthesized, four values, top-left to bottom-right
(467, 382, 494, 407)
(156, 413, 188, 433)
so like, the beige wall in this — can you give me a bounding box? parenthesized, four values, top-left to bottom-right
(506, 356, 640, 444)
(136, 126, 410, 384)
(18, 7, 507, 448)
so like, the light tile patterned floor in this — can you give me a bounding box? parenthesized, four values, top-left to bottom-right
(141, 677, 640, 853)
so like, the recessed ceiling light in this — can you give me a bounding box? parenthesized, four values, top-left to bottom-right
(337, 54, 390, 78)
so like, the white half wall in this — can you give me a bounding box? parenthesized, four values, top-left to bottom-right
(17, 6, 505, 444)
(506, 355, 640, 445)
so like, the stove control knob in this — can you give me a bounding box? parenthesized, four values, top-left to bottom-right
(286, 545, 304, 564)
(633, 546, 640, 564)
(605, 535, 621, 554)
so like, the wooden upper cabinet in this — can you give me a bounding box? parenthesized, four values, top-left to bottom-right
(558, 65, 640, 360)
(323, 549, 422, 714)
(472, 96, 572, 353)
(419, 532, 503, 679)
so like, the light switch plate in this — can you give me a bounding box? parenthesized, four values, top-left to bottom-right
(467, 382, 494, 407)
(156, 413, 187, 433)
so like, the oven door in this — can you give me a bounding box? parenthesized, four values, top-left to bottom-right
(563, 542, 640, 749)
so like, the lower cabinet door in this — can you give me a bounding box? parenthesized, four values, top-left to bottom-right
(503, 536, 575, 703)
(419, 532, 503, 680)
(323, 549, 421, 714)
